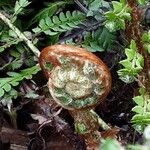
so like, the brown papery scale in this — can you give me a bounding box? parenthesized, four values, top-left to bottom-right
(39, 45, 111, 149)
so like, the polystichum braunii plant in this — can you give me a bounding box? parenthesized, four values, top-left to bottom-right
(39, 45, 112, 149)
(107, 0, 150, 132)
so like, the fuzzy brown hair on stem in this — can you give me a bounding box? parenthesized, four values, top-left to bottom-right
(39, 45, 112, 149)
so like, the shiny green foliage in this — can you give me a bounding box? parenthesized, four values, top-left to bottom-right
(118, 40, 144, 83)
(100, 128, 150, 150)
(14, 0, 30, 15)
(83, 27, 116, 52)
(136, 0, 149, 5)
(142, 30, 150, 54)
(0, 30, 22, 53)
(100, 139, 124, 150)
(31, 1, 70, 25)
(105, 0, 131, 32)
(12, 0, 31, 21)
(86, 0, 110, 18)
(33, 11, 86, 36)
(0, 65, 40, 97)
(132, 88, 150, 132)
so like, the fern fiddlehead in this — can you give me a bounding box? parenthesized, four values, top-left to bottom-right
(39, 45, 111, 149)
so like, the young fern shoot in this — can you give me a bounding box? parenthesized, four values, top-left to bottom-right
(39, 45, 112, 149)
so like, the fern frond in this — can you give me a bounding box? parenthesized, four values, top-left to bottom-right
(0, 30, 23, 53)
(83, 27, 116, 52)
(31, 1, 69, 24)
(0, 65, 41, 97)
(131, 88, 150, 132)
(13, 0, 31, 16)
(33, 11, 86, 36)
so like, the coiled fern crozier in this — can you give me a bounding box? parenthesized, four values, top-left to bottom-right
(39, 45, 112, 149)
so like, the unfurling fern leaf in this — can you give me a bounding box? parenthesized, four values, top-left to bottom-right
(33, 11, 86, 36)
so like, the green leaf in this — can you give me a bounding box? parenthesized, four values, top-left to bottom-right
(0, 31, 23, 53)
(31, 1, 69, 24)
(118, 72, 135, 83)
(3, 83, 11, 92)
(133, 95, 144, 106)
(105, 21, 116, 32)
(120, 0, 127, 6)
(32, 27, 41, 33)
(125, 48, 135, 60)
(0, 47, 5, 52)
(88, 0, 102, 12)
(52, 16, 60, 24)
(7, 72, 20, 77)
(147, 45, 150, 54)
(132, 113, 150, 124)
(33, 11, 86, 36)
(132, 106, 144, 114)
(11, 60, 23, 70)
(9, 89, 18, 98)
(118, 40, 144, 84)
(142, 32, 149, 42)
(130, 40, 137, 52)
(0, 65, 40, 97)
(142, 30, 150, 54)
(100, 139, 123, 150)
(59, 12, 66, 21)
(105, 0, 131, 32)
(87, 0, 110, 18)
(136, 54, 144, 68)
(112, 1, 123, 13)
(117, 18, 126, 30)
(137, 0, 148, 5)
(10, 50, 21, 58)
(13, 0, 31, 17)
(10, 81, 19, 86)
(119, 59, 132, 69)
(147, 102, 150, 111)
(0, 88, 5, 97)
(83, 27, 116, 52)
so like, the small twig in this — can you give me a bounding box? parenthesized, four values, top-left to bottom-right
(0, 12, 40, 57)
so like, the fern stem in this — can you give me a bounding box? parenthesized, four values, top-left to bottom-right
(0, 12, 40, 57)
(74, 0, 88, 13)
